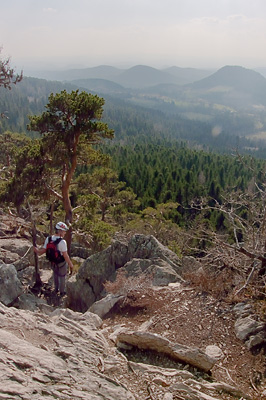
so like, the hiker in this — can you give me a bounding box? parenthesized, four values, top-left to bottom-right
(34, 221, 74, 296)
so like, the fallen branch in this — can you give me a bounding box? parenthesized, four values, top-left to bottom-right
(216, 365, 236, 385)
(234, 261, 259, 296)
(249, 376, 259, 393)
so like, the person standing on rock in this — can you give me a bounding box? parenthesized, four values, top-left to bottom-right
(34, 221, 73, 296)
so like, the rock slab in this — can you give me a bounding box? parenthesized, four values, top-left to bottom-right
(116, 330, 216, 372)
(67, 234, 183, 312)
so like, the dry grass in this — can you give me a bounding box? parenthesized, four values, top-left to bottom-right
(103, 268, 153, 298)
(183, 267, 243, 301)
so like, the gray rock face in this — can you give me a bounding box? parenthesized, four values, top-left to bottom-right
(123, 257, 181, 286)
(71, 242, 92, 259)
(67, 234, 183, 312)
(235, 316, 265, 341)
(89, 293, 124, 318)
(233, 302, 266, 350)
(0, 263, 23, 305)
(0, 303, 135, 400)
(182, 256, 202, 274)
(0, 237, 34, 270)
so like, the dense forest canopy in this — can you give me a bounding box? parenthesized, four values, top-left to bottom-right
(102, 140, 264, 212)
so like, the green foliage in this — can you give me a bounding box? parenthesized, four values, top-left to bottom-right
(0, 131, 31, 177)
(1, 139, 50, 207)
(104, 142, 264, 213)
(2, 89, 114, 256)
(75, 167, 139, 223)
(76, 219, 116, 252)
(0, 49, 22, 90)
(28, 89, 113, 141)
(26, 90, 114, 223)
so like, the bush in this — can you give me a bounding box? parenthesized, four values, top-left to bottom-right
(103, 268, 153, 297)
(103, 269, 154, 311)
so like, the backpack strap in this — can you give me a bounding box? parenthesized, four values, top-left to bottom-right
(53, 237, 63, 246)
(53, 237, 65, 263)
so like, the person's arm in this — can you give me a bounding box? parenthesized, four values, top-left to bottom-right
(62, 251, 74, 275)
(34, 247, 46, 256)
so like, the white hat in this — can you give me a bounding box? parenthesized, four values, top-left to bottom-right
(55, 221, 68, 231)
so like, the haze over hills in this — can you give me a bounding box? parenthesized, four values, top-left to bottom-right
(27, 64, 215, 88)
(111, 65, 179, 88)
(2, 63, 266, 157)
(26, 65, 124, 83)
(71, 78, 127, 95)
(186, 65, 266, 108)
(27, 63, 266, 111)
(26, 63, 266, 90)
(162, 66, 215, 85)
(143, 65, 266, 109)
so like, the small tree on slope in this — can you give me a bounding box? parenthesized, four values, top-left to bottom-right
(4, 90, 114, 253)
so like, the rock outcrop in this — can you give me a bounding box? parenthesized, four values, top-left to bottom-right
(233, 302, 266, 350)
(0, 302, 135, 400)
(0, 263, 23, 305)
(0, 237, 34, 270)
(67, 234, 183, 312)
(0, 302, 251, 400)
(0, 222, 259, 400)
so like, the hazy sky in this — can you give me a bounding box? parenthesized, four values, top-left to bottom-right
(1, 0, 266, 72)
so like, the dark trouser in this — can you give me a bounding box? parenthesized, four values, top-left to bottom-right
(52, 262, 67, 295)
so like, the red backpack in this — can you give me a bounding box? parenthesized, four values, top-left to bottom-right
(46, 237, 65, 264)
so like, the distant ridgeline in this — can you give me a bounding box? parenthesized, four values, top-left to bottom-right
(1, 74, 266, 156)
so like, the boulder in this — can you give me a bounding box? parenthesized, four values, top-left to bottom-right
(235, 316, 265, 341)
(12, 293, 53, 313)
(0, 263, 23, 306)
(182, 256, 202, 274)
(0, 237, 34, 270)
(123, 257, 182, 286)
(71, 242, 92, 259)
(232, 302, 266, 351)
(246, 331, 266, 350)
(115, 329, 216, 372)
(67, 234, 183, 312)
(205, 345, 224, 361)
(0, 248, 20, 264)
(89, 293, 124, 318)
(233, 302, 253, 319)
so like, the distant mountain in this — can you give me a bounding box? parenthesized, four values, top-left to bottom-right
(255, 67, 266, 79)
(71, 78, 127, 95)
(26, 64, 214, 88)
(27, 65, 124, 82)
(187, 65, 266, 108)
(110, 65, 179, 88)
(162, 66, 215, 85)
(190, 65, 266, 90)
